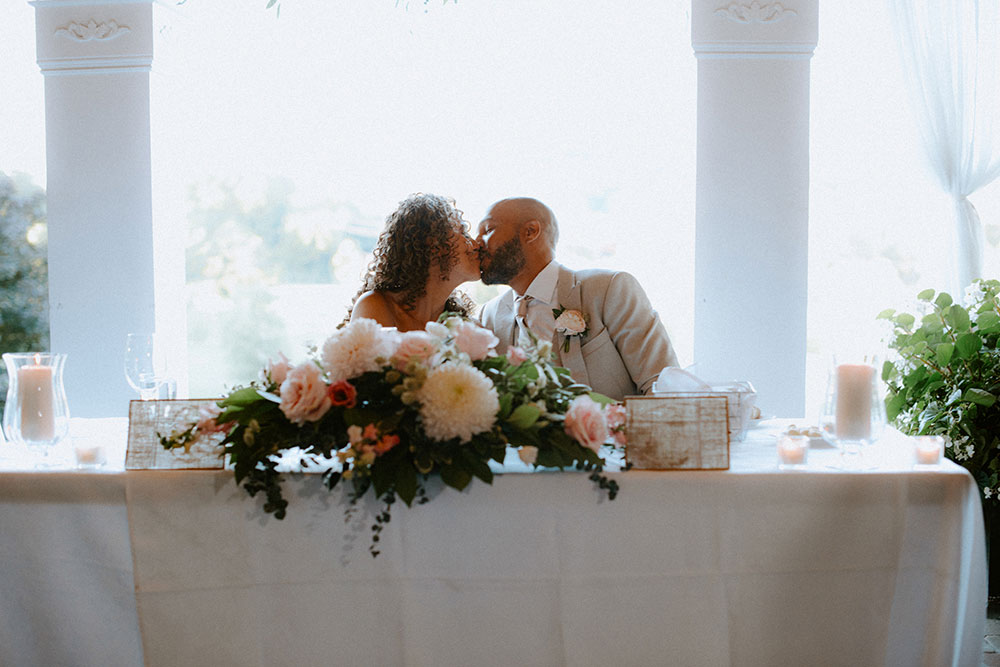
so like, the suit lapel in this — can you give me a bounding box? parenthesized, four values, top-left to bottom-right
(554, 267, 589, 388)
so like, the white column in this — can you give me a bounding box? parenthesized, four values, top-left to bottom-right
(32, 0, 154, 417)
(692, 0, 817, 418)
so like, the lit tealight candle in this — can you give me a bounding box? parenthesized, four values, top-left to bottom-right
(835, 364, 874, 441)
(18, 354, 55, 442)
(913, 436, 944, 466)
(74, 443, 105, 468)
(777, 435, 809, 468)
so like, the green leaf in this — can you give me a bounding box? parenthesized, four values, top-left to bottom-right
(881, 360, 895, 382)
(934, 292, 953, 309)
(222, 386, 266, 407)
(440, 463, 472, 491)
(894, 313, 915, 329)
(948, 304, 970, 332)
(963, 388, 997, 407)
(956, 333, 982, 358)
(935, 342, 954, 366)
(877, 308, 897, 320)
(587, 391, 615, 406)
(394, 462, 417, 506)
(460, 449, 494, 485)
(917, 288, 936, 301)
(977, 311, 1000, 332)
(507, 403, 541, 429)
(497, 392, 514, 420)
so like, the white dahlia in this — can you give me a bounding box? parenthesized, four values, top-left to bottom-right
(321, 318, 399, 381)
(418, 362, 499, 442)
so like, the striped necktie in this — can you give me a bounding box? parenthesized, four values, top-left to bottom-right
(514, 294, 533, 346)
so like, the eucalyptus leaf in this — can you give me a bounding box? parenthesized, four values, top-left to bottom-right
(934, 292, 953, 309)
(507, 403, 541, 429)
(895, 313, 915, 329)
(917, 288, 936, 301)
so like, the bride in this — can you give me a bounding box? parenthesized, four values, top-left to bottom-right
(347, 193, 481, 331)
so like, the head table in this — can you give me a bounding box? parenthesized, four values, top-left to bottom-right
(0, 417, 985, 666)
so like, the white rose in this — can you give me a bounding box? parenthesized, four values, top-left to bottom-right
(554, 309, 587, 335)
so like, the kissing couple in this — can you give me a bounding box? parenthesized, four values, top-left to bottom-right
(347, 193, 678, 401)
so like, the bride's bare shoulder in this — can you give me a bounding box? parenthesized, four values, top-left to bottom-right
(351, 290, 396, 327)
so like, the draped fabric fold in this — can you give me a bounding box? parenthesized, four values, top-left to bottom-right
(889, 0, 1000, 293)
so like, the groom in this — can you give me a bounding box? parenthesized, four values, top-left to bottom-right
(476, 197, 679, 400)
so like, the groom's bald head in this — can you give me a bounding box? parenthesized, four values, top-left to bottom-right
(491, 197, 559, 251)
(477, 197, 558, 293)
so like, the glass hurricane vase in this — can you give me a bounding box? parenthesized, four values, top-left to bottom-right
(2, 353, 71, 456)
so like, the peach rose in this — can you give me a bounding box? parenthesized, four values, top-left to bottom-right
(517, 445, 538, 465)
(279, 362, 332, 425)
(393, 331, 439, 370)
(451, 320, 499, 361)
(564, 395, 609, 452)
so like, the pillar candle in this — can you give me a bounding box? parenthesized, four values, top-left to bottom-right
(19, 357, 55, 441)
(835, 363, 874, 441)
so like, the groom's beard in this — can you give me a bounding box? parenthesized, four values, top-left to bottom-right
(480, 237, 526, 285)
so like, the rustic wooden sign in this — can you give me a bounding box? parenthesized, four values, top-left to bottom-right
(624, 395, 730, 470)
(125, 399, 226, 470)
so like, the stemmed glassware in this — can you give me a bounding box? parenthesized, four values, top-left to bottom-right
(124, 333, 175, 401)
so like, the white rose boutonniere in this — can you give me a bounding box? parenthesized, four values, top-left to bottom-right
(552, 306, 589, 352)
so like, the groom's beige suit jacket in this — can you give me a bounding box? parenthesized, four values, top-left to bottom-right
(479, 264, 679, 401)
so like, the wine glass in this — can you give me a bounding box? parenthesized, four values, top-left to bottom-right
(124, 333, 169, 400)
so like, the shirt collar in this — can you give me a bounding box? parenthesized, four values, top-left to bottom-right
(523, 260, 560, 306)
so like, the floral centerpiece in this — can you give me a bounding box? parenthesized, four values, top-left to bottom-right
(879, 279, 1000, 501)
(163, 316, 625, 555)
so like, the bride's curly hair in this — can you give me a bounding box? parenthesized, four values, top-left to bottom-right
(345, 193, 476, 322)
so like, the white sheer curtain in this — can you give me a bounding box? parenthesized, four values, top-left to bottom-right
(889, 0, 1000, 293)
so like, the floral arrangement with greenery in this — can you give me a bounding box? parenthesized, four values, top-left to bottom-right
(163, 316, 625, 555)
(879, 279, 1000, 502)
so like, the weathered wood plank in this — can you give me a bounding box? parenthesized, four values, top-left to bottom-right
(624, 395, 730, 470)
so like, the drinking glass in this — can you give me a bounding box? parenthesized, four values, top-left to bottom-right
(125, 333, 174, 400)
(818, 354, 885, 466)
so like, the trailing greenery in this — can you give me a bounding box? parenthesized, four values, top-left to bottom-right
(879, 280, 1000, 501)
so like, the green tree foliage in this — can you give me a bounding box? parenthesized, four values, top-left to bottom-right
(0, 172, 49, 412)
(185, 178, 380, 396)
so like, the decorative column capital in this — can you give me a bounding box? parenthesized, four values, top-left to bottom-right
(692, 0, 818, 59)
(30, 0, 153, 76)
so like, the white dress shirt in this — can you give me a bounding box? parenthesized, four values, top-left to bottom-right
(515, 260, 560, 345)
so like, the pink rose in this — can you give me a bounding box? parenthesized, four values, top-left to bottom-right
(262, 352, 291, 387)
(605, 403, 627, 447)
(452, 320, 499, 361)
(564, 395, 609, 452)
(195, 403, 231, 435)
(279, 362, 332, 425)
(393, 331, 439, 370)
(506, 346, 529, 365)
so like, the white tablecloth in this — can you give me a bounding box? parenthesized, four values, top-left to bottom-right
(0, 419, 987, 666)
